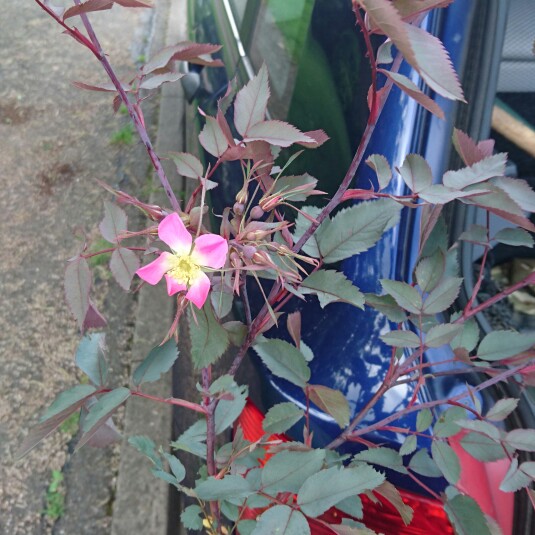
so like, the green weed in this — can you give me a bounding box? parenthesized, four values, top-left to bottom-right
(44, 470, 65, 521)
(110, 123, 135, 145)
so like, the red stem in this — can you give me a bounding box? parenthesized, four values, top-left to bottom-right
(130, 391, 207, 414)
(35, 0, 181, 213)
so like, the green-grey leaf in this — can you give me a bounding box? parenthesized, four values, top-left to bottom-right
(195, 475, 252, 501)
(273, 173, 318, 202)
(81, 387, 130, 435)
(364, 293, 407, 322)
(399, 435, 418, 456)
(263, 403, 304, 434)
(181, 505, 204, 531)
(477, 330, 535, 361)
(398, 154, 432, 193)
(380, 330, 421, 348)
(431, 441, 460, 484)
(380, 279, 422, 314)
(454, 419, 500, 441)
(292, 205, 323, 259)
(444, 494, 492, 535)
(460, 432, 507, 462)
(335, 495, 363, 520)
(300, 270, 364, 309)
(253, 339, 311, 388)
(486, 398, 519, 422)
(366, 154, 392, 190)
(307, 385, 350, 428)
(415, 249, 445, 293)
(40, 384, 97, 422)
(171, 419, 206, 459)
(422, 277, 462, 314)
(128, 435, 163, 469)
(252, 506, 310, 535)
(238, 520, 258, 535)
(425, 323, 462, 348)
(163, 452, 186, 483)
(189, 302, 229, 369)
(500, 458, 532, 492)
(408, 449, 442, 477)
(223, 321, 248, 347)
(261, 449, 325, 494)
(318, 200, 401, 263)
(505, 429, 535, 452)
(494, 227, 534, 247)
(450, 315, 479, 352)
(458, 224, 488, 243)
(215, 383, 248, 434)
(433, 406, 464, 438)
(75, 333, 108, 386)
(353, 447, 406, 474)
(132, 339, 179, 386)
(297, 465, 385, 518)
(416, 408, 433, 432)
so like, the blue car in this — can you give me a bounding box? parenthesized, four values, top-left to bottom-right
(181, 1, 535, 533)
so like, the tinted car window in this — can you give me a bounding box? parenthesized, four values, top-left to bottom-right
(238, 0, 371, 196)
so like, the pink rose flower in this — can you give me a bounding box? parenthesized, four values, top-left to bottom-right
(136, 213, 228, 308)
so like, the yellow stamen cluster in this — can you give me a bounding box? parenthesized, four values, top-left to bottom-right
(167, 254, 200, 285)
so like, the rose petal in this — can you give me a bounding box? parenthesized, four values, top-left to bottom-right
(164, 274, 187, 296)
(192, 234, 228, 269)
(186, 271, 211, 308)
(158, 213, 192, 254)
(136, 252, 173, 285)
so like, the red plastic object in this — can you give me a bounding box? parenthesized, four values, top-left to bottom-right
(236, 399, 459, 534)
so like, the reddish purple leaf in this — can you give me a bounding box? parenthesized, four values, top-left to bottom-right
(287, 312, 302, 349)
(99, 200, 128, 243)
(65, 257, 91, 330)
(379, 69, 444, 119)
(139, 71, 183, 90)
(393, 0, 453, 20)
(216, 110, 236, 146)
(234, 64, 270, 136)
(84, 417, 121, 447)
(114, 0, 153, 7)
(199, 116, 229, 157)
(452, 128, 487, 166)
(244, 120, 314, 148)
(296, 129, 330, 149)
(361, 0, 463, 101)
(110, 247, 140, 291)
(15, 386, 96, 459)
(72, 80, 131, 93)
(63, 0, 114, 20)
(83, 300, 107, 331)
(169, 152, 204, 178)
(141, 42, 222, 74)
(404, 23, 464, 101)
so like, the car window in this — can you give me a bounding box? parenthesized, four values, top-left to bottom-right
(230, 0, 248, 24)
(235, 0, 370, 196)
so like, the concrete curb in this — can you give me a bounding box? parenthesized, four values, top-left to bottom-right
(110, 1, 187, 534)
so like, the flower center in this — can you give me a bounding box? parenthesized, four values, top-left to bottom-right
(167, 254, 201, 285)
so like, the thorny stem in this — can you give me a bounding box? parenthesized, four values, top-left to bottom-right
(328, 364, 527, 448)
(129, 391, 207, 414)
(464, 211, 490, 314)
(35, 0, 181, 213)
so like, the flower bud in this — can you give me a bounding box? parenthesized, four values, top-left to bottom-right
(242, 245, 257, 259)
(233, 202, 245, 216)
(259, 195, 282, 212)
(250, 206, 264, 219)
(235, 186, 248, 205)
